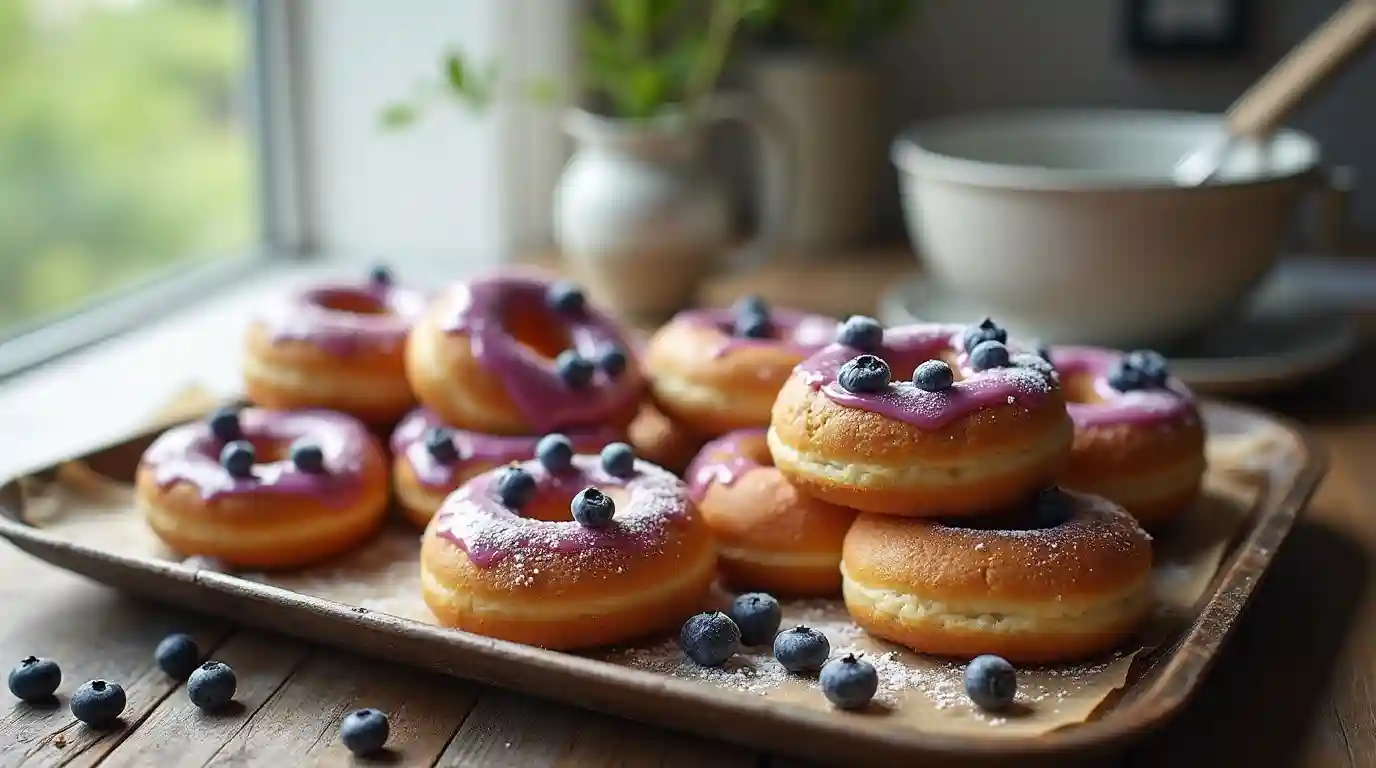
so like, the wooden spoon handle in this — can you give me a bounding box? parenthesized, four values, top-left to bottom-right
(1226, 0, 1376, 138)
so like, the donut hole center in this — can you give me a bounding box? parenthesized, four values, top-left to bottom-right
(312, 289, 390, 316)
(886, 349, 967, 383)
(243, 439, 290, 464)
(1061, 371, 1105, 405)
(502, 302, 573, 360)
(519, 484, 630, 523)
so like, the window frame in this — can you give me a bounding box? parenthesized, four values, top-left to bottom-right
(0, 0, 304, 378)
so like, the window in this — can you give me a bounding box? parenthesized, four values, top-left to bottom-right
(0, 0, 261, 341)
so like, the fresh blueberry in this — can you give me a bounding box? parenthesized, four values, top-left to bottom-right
(154, 633, 200, 681)
(555, 350, 595, 389)
(187, 660, 237, 712)
(424, 426, 459, 463)
(600, 442, 637, 478)
(547, 281, 587, 315)
(837, 315, 884, 351)
(820, 653, 879, 710)
(734, 313, 773, 339)
(1107, 359, 1149, 392)
(912, 359, 954, 392)
(496, 466, 537, 509)
(962, 317, 1008, 353)
(679, 612, 741, 667)
(290, 442, 326, 474)
(535, 433, 575, 472)
(969, 340, 1011, 372)
(220, 441, 255, 479)
(597, 344, 628, 379)
(773, 625, 831, 674)
(8, 656, 61, 703)
(728, 593, 783, 647)
(340, 708, 391, 756)
(1033, 487, 1073, 528)
(1124, 349, 1169, 386)
(837, 355, 891, 394)
(964, 654, 1017, 711)
(70, 680, 125, 728)
(571, 487, 616, 528)
(368, 264, 394, 286)
(208, 406, 242, 442)
(733, 294, 768, 319)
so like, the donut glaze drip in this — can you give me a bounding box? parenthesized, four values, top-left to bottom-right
(439, 274, 641, 432)
(685, 429, 768, 503)
(390, 408, 621, 490)
(677, 308, 838, 358)
(433, 456, 692, 568)
(142, 409, 374, 504)
(257, 281, 429, 356)
(798, 324, 1058, 431)
(1052, 346, 1195, 429)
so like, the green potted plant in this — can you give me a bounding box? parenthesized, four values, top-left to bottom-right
(744, 0, 920, 254)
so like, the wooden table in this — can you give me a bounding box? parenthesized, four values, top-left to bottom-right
(4, 262, 1376, 767)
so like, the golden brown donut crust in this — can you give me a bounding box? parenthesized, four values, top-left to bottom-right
(627, 403, 707, 475)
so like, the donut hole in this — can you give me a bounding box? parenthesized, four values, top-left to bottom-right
(883, 350, 966, 383)
(501, 302, 573, 361)
(312, 289, 389, 316)
(1061, 372, 1104, 405)
(247, 440, 290, 464)
(519, 484, 631, 523)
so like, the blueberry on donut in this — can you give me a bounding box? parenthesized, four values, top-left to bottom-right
(137, 408, 389, 569)
(768, 321, 1073, 516)
(419, 454, 716, 649)
(1050, 346, 1206, 525)
(405, 272, 645, 435)
(243, 266, 429, 425)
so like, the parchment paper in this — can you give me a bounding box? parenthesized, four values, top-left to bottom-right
(18, 385, 1292, 738)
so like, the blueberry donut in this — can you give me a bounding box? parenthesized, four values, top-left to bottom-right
(1051, 347, 1206, 525)
(136, 407, 389, 569)
(643, 298, 839, 434)
(768, 319, 1072, 516)
(405, 271, 645, 435)
(244, 266, 428, 425)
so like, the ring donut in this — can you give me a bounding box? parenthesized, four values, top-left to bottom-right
(419, 454, 716, 649)
(1051, 347, 1206, 525)
(645, 301, 837, 433)
(841, 489, 1153, 662)
(769, 320, 1072, 516)
(687, 430, 857, 596)
(406, 272, 644, 435)
(390, 408, 620, 528)
(244, 268, 428, 425)
(137, 407, 389, 569)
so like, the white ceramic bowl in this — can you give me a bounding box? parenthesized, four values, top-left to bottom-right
(892, 110, 1321, 347)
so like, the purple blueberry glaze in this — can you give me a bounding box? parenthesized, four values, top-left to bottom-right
(432, 455, 691, 568)
(437, 274, 642, 432)
(1051, 346, 1196, 429)
(685, 429, 768, 503)
(677, 308, 838, 358)
(390, 408, 622, 491)
(796, 324, 1058, 431)
(142, 408, 376, 504)
(257, 281, 428, 356)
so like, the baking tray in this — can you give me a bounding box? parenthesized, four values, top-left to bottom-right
(0, 401, 1324, 766)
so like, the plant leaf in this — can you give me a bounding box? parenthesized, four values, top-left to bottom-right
(445, 53, 466, 92)
(379, 102, 418, 129)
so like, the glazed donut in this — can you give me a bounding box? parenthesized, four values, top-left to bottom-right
(244, 268, 428, 426)
(687, 430, 857, 596)
(841, 489, 1153, 662)
(420, 453, 716, 649)
(1051, 347, 1206, 525)
(644, 301, 837, 434)
(390, 408, 620, 528)
(406, 272, 645, 435)
(137, 407, 389, 569)
(769, 320, 1072, 516)
(626, 403, 706, 475)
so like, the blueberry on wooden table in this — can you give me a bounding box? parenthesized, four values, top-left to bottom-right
(340, 708, 391, 756)
(773, 625, 830, 674)
(679, 612, 741, 667)
(154, 633, 201, 681)
(8, 656, 61, 703)
(187, 660, 237, 711)
(729, 593, 783, 647)
(70, 680, 126, 728)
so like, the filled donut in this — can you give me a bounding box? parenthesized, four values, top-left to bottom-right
(841, 488, 1153, 662)
(406, 272, 644, 435)
(136, 407, 389, 569)
(644, 297, 838, 434)
(626, 403, 706, 475)
(419, 446, 716, 649)
(390, 408, 620, 528)
(1052, 347, 1206, 525)
(769, 319, 1072, 516)
(244, 266, 428, 426)
(687, 430, 857, 596)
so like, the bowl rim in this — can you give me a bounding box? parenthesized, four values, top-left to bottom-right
(891, 109, 1323, 192)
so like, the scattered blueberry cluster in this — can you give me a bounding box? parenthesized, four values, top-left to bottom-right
(732, 295, 774, 339)
(544, 281, 629, 388)
(494, 443, 634, 527)
(1108, 349, 1170, 392)
(209, 408, 328, 478)
(7, 636, 391, 754)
